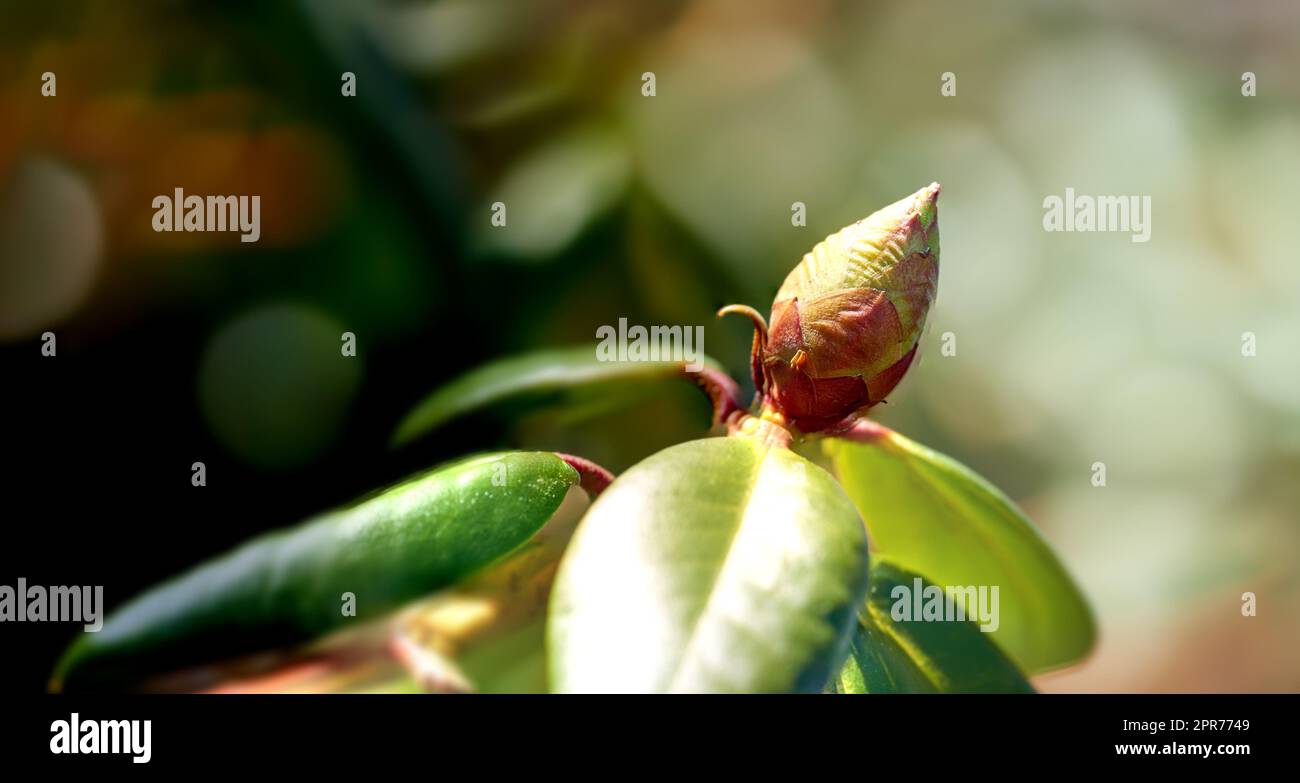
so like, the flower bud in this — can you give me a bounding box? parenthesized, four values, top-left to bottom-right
(762, 183, 940, 431)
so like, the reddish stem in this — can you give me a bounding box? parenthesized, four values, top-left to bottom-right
(821, 415, 892, 443)
(683, 364, 745, 427)
(554, 453, 615, 497)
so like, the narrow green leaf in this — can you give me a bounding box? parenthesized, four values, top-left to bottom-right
(55, 451, 579, 691)
(548, 437, 870, 693)
(391, 345, 721, 447)
(837, 560, 1034, 693)
(825, 429, 1096, 673)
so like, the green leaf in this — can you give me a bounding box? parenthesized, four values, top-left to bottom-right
(391, 345, 722, 447)
(390, 485, 592, 694)
(55, 451, 579, 691)
(148, 473, 591, 695)
(825, 429, 1095, 673)
(548, 437, 870, 693)
(835, 560, 1034, 693)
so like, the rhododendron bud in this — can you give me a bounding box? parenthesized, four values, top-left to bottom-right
(759, 184, 940, 431)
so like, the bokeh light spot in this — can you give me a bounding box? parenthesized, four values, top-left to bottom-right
(198, 303, 362, 470)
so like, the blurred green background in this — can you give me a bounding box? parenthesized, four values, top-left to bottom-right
(1, 0, 1297, 691)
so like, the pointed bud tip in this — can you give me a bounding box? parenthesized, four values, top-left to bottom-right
(913, 182, 940, 230)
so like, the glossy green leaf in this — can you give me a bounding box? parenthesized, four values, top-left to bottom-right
(388, 485, 592, 694)
(145, 498, 584, 694)
(55, 451, 579, 691)
(391, 345, 722, 447)
(825, 428, 1095, 673)
(834, 560, 1034, 693)
(548, 437, 870, 693)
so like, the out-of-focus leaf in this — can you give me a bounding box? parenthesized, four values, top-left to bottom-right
(284, 0, 471, 238)
(833, 560, 1034, 693)
(548, 437, 870, 693)
(194, 650, 421, 695)
(359, 0, 528, 74)
(391, 345, 722, 447)
(825, 427, 1095, 673)
(473, 126, 628, 262)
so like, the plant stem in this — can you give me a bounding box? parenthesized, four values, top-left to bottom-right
(555, 453, 615, 497)
(821, 416, 892, 443)
(683, 364, 745, 427)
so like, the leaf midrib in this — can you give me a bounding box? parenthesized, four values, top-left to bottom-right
(864, 601, 951, 692)
(665, 441, 769, 691)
